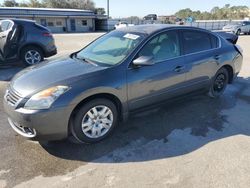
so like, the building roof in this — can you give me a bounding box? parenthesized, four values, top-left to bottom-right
(0, 7, 95, 17)
(0, 7, 93, 13)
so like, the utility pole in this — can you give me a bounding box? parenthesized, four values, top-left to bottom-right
(107, 0, 110, 19)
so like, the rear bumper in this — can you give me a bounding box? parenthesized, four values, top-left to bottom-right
(3, 99, 71, 141)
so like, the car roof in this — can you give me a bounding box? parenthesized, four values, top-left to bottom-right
(117, 24, 209, 35)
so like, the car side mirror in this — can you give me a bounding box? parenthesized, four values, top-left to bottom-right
(133, 56, 154, 66)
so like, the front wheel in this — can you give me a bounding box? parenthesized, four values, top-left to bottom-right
(71, 99, 118, 143)
(208, 67, 229, 98)
(21, 46, 44, 66)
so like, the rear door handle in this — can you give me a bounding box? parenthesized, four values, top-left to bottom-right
(214, 55, 221, 60)
(0, 35, 6, 39)
(174, 65, 185, 72)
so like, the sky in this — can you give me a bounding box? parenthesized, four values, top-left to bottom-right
(95, 0, 250, 18)
(1, 0, 250, 18)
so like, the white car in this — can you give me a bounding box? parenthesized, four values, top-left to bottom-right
(114, 22, 135, 29)
(222, 21, 250, 35)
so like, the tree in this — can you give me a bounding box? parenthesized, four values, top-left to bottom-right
(42, 0, 69, 8)
(175, 8, 193, 19)
(28, 0, 43, 7)
(175, 4, 249, 20)
(95, 8, 105, 15)
(42, 0, 95, 10)
(3, 0, 19, 7)
(19, 1, 29, 7)
(70, 0, 95, 10)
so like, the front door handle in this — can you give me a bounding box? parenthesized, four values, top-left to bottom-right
(0, 35, 6, 39)
(174, 65, 185, 72)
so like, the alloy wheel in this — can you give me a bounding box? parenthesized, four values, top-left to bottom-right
(81, 105, 114, 139)
(213, 73, 227, 94)
(25, 50, 41, 65)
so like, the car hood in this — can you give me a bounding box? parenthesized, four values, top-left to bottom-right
(11, 57, 107, 97)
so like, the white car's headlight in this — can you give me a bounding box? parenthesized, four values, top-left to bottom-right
(24, 86, 70, 110)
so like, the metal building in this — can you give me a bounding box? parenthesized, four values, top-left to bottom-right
(0, 7, 107, 33)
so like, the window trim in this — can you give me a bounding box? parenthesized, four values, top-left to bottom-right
(181, 30, 217, 55)
(129, 30, 182, 68)
(128, 28, 222, 69)
(179, 28, 221, 57)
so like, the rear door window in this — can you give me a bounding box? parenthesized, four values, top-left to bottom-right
(182, 30, 214, 54)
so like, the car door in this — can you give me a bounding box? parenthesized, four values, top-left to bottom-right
(241, 22, 248, 33)
(180, 29, 220, 90)
(246, 22, 250, 33)
(4, 23, 23, 59)
(127, 30, 188, 110)
(0, 20, 10, 61)
(0, 20, 13, 61)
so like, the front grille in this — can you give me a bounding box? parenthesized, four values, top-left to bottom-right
(5, 88, 22, 106)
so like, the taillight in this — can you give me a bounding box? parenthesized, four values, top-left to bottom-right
(42, 32, 52, 37)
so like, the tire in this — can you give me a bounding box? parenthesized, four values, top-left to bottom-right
(208, 67, 229, 98)
(236, 29, 241, 36)
(70, 98, 118, 143)
(21, 46, 44, 66)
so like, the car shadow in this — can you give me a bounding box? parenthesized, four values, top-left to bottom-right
(0, 62, 25, 81)
(40, 76, 250, 164)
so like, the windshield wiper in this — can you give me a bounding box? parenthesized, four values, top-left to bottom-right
(73, 54, 97, 66)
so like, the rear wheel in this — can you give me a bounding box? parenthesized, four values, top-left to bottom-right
(208, 67, 229, 98)
(21, 46, 44, 66)
(70, 99, 118, 143)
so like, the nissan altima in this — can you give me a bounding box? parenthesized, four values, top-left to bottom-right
(3, 25, 243, 143)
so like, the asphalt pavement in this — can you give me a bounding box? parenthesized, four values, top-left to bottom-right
(0, 33, 249, 188)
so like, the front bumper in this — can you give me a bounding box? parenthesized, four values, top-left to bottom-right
(3, 99, 72, 141)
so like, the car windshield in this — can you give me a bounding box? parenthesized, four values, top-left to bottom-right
(76, 31, 145, 66)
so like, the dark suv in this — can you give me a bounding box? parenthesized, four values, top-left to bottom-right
(143, 14, 157, 21)
(0, 19, 57, 66)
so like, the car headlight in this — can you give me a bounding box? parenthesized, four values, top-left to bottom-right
(24, 86, 70, 110)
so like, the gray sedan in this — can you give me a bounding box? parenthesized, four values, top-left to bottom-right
(3, 25, 243, 143)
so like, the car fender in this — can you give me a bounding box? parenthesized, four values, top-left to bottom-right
(66, 86, 128, 118)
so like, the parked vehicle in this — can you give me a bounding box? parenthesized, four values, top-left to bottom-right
(114, 22, 134, 29)
(222, 21, 250, 35)
(0, 19, 57, 66)
(4, 25, 243, 143)
(143, 14, 157, 21)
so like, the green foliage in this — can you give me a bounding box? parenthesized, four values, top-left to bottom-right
(95, 8, 106, 15)
(3, 0, 19, 7)
(175, 4, 249, 20)
(1, 0, 96, 11)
